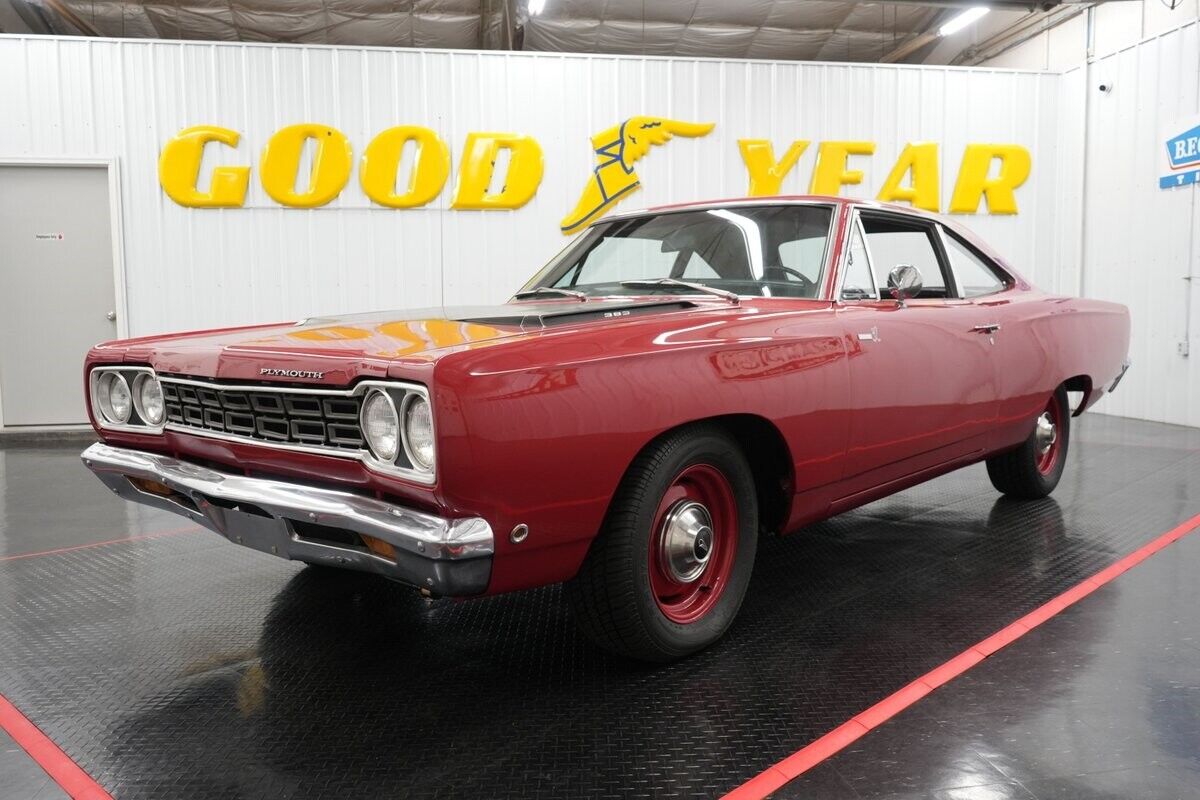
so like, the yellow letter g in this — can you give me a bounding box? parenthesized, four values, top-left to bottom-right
(158, 125, 249, 208)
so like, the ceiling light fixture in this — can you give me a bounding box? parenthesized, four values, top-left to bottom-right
(939, 6, 989, 36)
(529, 0, 547, 15)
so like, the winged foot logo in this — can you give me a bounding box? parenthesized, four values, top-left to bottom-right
(560, 117, 715, 234)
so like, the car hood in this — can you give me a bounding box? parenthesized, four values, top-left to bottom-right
(109, 297, 704, 385)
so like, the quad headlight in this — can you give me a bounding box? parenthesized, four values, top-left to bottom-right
(132, 373, 165, 426)
(96, 371, 132, 424)
(360, 387, 435, 476)
(401, 394, 435, 471)
(361, 390, 400, 463)
(91, 367, 165, 431)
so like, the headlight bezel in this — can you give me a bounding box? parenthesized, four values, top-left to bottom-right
(358, 384, 436, 481)
(89, 366, 166, 433)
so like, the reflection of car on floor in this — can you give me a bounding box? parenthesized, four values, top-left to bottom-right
(80, 196, 1131, 662)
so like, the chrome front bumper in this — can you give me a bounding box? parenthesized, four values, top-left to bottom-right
(81, 442, 493, 596)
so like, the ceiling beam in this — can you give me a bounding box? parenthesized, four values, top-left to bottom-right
(954, 4, 1089, 64)
(40, 0, 102, 35)
(865, 0, 1060, 10)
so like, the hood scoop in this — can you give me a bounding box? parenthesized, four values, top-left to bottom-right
(461, 300, 696, 330)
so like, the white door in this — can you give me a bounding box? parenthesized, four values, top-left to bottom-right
(0, 165, 119, 426)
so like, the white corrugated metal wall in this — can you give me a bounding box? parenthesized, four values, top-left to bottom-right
(0, 35, 1062, 338)
(979, 7, 1200, 428)
(8, 30, 1197, 427)
(1067, 21, 1200, 427)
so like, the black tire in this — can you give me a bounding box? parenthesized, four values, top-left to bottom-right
(567, 425, 759, 663)
(986, 385, 1070, 499)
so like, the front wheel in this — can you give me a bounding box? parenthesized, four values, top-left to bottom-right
(568, 425, 758, 662)
(986, 386, 1070, 499)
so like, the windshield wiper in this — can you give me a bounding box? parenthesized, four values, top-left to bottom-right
(511, 287, 588, 302)
(619, 278, 740, 304)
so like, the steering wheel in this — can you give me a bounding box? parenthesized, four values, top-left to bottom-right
(766, 264, 815, 290)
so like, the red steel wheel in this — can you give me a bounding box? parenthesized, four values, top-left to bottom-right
(986, 384, 1070, 500)
(568, 424, 759, 662)
(1034, 392, 1063, 476)
(648, 464, 739, 624)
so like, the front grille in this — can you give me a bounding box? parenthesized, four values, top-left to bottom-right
(161, 379, 365, 451)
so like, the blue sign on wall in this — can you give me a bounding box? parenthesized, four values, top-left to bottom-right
(1160, 118, 1200, 189)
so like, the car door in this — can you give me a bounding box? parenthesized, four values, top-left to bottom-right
(833, 210, 999, 498)
(937, 225, 1044, 452)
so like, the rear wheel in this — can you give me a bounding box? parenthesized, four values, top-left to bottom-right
(568, 425, 758, 662)
(986, 386, 1070, 499)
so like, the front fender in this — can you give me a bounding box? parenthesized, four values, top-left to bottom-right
(431, 309, 848, 594)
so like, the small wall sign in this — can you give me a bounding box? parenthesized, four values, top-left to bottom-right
(34, 233, 64, 241)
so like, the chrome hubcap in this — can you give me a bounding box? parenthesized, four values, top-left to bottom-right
(660, 500, 714, 583)
(1035, 412, 1057, 455)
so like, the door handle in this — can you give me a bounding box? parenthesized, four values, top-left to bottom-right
(972, 323, 1001, 334)
(106, 311, 117, 321)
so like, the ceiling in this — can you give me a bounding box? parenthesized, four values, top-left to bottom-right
(523, 0, 942, 62)
(0, 0, 1047, 64)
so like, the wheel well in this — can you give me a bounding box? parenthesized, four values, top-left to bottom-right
(644, 414, 794, 536)
(1063, 374, 1093, 416)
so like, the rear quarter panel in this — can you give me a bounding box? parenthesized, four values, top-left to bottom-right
(986, 290, 1130, 450)
(1043, 296, 1131, 410)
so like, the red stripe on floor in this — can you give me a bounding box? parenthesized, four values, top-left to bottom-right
(0, 525, 201, 563)
(0, 524, 204, 797)
(0, 695, 113, 800)
(722, 510, 1200, 800)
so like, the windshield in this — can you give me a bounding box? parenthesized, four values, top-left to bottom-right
(521, 205, 834, 299)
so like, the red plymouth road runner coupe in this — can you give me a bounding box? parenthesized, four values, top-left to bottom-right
(82, 197, 1131, 661)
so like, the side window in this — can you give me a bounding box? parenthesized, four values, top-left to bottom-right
(860, 216, 950, 299)
(840, 222, 877, 300)
(942, 230, 1006, 298)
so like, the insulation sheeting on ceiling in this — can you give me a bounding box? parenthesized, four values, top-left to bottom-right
(523, 0, 939, 61)
(32, 0, 496, 47)
(28, 0, 942, 62)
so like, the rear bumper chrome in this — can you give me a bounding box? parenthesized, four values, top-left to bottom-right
(80, 442, 492, 596)
(1109, 359, 1131, 393)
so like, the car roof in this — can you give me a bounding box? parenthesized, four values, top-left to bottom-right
(589, 195, 1027, 288)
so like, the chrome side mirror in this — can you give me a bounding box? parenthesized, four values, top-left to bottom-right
(887, 264, 923, 306)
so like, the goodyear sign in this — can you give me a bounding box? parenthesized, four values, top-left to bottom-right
(1160, 116, 1200, 189)
(158, 119, 1033, 226)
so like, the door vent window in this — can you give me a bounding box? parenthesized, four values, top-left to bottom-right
(840, 224, 877, 301)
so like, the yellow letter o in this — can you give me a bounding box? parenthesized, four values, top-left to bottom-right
(360, 126, 450, 208)
(260, 124, 353, 208)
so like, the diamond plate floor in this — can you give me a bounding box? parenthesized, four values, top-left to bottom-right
(770, 528, 1200, 800)
(0, 414, 1198, 799)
